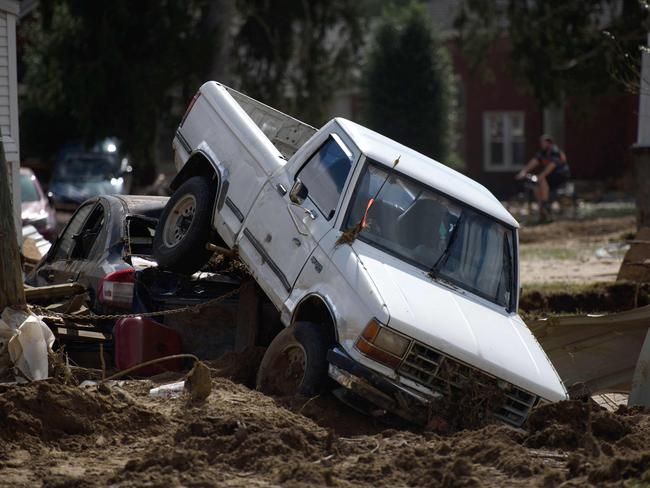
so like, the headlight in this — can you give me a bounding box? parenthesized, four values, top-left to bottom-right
(374, 327, 410, 357)
(355, 319, 412, 369)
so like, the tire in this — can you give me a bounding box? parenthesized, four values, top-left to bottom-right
(256, 322, 330, 397)
(153, 175, 217, 274)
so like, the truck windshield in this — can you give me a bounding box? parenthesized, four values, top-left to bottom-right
(346, 162, 516, 310)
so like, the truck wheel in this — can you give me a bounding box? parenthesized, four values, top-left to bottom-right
(153, 175, 216, 274)
(256, 322, 329, 397)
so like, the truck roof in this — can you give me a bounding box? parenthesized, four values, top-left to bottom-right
(335, 118, 519, 228)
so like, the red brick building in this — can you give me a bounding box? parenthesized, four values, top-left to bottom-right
(449, 35, 638, 198)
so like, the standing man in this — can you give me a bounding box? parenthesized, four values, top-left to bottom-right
(515, 134, 570, 221)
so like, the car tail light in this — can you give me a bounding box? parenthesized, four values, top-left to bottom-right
(355, 319, 411, 369)
(98, 269, 135, 310)
(180, 91, 201, 126)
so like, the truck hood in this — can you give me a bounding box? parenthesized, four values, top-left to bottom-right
(353, 242, 567, 402)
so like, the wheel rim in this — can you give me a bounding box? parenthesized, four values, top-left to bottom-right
(162, 194, 197, 248)
(266, 344, 307, 396)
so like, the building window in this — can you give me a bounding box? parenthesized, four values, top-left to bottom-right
(483, 112, 525, 171)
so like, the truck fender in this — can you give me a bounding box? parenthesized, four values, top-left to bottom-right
(290, 293, 339, 346)
(170, 144, 230, 217)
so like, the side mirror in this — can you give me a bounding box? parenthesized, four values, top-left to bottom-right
(289, 178, 308, 205)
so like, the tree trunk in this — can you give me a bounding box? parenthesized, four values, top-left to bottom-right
(206, 0, 235, 84)
(0, 138, 25, 311)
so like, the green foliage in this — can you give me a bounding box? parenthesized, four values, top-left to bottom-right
(362, 2, 457, 164)
(21, 0, 216, 183)
(455, 0, 649, 107)
(233, 0, 366, 125)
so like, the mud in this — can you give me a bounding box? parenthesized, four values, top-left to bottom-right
(205, 346, 266, 388)
(2, 371, 650, 487)
(0, 381, 160, 444)
(518, 216, 635, 245)
(520, 281, 650, 313)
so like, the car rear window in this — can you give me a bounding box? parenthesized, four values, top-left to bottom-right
(20, 174, 40, 202)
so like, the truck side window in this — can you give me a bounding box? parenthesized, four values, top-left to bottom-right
(297, 136, 352, 220)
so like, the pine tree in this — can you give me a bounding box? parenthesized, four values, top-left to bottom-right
(364, 3, 456, 164)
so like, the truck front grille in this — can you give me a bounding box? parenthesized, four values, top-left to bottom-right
(397, 341, 537, 427)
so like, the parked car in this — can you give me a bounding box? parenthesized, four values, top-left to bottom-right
(25, 195, 167, 314)
(20, 167, 57, 241)
(49, 148, 133, 209)
(152, 81, 568, 427)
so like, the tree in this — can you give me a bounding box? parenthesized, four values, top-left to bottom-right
(21, 0, 219, 184)
(232, 0, 366, 125)
(363, 2, 456, 164)
(0, 140, 25, 312)
(455, 0, 649, 108)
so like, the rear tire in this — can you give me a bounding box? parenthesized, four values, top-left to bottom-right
(256, 322, 330, 397)
(153, 175, 216, 274)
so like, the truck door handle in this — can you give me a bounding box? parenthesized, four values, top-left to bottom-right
(292, 237, 301, 247)
(304, 208, 317, 220)
(276, 184, 287, 196)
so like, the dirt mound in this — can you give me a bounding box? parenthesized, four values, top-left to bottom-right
(205, 346, 266, 388)
(5, 371, 650, 486)
(525, 400, 630, 449)
(520, 281, 650, 313)
(0, 380, 161, 443)
(518, 216, 634, 244)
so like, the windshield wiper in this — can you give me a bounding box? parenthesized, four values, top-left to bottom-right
(427, 214, 462, 280)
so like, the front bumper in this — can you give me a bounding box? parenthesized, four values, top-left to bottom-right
(327, 347, 437, 425)
(328, 346, 539, 428)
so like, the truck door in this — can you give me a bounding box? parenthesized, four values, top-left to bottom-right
(240, 134, 357, 305)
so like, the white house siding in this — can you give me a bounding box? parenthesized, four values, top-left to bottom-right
(0, 0, 20, 237)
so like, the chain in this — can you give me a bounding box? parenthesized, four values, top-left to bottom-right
(28, 283, 248, 322)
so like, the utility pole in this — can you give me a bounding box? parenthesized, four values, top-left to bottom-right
(0, 137, 25, 311)
(634, 33, 650, 229)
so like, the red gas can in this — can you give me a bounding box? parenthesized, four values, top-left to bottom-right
(114, 316, 183, 376)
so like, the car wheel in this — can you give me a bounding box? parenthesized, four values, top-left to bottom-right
(153, 176, 216, 274)
(256, 322, 330, 397)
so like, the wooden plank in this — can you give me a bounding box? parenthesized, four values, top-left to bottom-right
(235, 281, 260, 352)
(24, 282, 86, 301)
(618, 227, 650, 282)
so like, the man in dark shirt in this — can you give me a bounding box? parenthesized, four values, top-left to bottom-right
(515, 134, 570, 220)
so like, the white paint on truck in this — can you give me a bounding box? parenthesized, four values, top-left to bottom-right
(171, 80, 568, 426)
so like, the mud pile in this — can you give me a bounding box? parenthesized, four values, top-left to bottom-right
(520, 281, 650, 313)
(1, 374, 650, 487)
(0, 381, 161, 443)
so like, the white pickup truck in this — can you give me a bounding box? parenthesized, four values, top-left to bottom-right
(153, 81, 567, 427)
